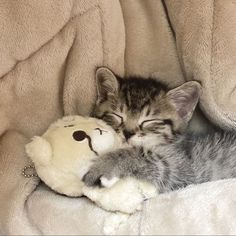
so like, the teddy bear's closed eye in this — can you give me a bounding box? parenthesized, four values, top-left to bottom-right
(94, 128, 108, 135)
(64, 124, 75, 128)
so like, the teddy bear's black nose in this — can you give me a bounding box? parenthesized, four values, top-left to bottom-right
(73, 130, 87, 141)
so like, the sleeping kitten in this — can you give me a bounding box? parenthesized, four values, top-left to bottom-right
(83, 67, 236, 193)
(92, 67, 199, 148)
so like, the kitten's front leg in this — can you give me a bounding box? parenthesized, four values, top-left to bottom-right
(82, 147, 158, 213)
(82, 147, 147, 187)
(83, 146, 194, 194)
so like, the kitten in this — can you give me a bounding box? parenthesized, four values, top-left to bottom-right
(92, 67, 200, 148)
(83, 68, 236, 193)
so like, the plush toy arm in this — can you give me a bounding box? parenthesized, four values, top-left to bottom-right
(25, 136, 52, 166)
(82, 177, 158, 214)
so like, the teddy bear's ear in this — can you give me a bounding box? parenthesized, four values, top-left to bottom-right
(25, 136, 52, 166)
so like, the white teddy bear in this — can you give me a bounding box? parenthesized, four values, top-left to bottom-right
(25, 116, 157, 214)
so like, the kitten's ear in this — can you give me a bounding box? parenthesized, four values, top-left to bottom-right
(167, 81, 201, 123)
(95, 67, 119, 100)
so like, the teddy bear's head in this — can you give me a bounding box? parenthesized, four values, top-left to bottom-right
(25, 116, 122, 196)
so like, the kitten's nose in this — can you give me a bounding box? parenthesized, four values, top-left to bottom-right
(123, 130, 135, 140)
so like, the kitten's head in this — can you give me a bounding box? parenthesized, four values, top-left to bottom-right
(93, 67, 201, 148)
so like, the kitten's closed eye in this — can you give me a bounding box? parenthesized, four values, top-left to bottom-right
(140, 119, 171, 133)
(102, 112, 124, 128)
(140, 119, 165, 129)
(110, 113, 124, 123)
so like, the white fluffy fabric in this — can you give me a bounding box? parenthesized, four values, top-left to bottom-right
(26, 179, 236, 235)
(141, 179, 236, 235)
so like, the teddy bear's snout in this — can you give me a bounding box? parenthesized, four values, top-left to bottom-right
(73, 130, 87, 141)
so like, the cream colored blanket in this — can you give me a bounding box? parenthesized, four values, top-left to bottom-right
(1, 0, 236, 234)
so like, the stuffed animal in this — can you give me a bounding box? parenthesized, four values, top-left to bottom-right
(25, 115, 157, 214)
(25, 115, 122, 197)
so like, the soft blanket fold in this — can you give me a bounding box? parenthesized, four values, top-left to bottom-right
(1, 0, 236, 235)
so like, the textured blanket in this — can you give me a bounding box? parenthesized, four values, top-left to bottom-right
(1, 0, 236, 234)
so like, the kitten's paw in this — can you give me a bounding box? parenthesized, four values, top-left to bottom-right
(82, 167, 103, 187)
(82, 159, 118, 187)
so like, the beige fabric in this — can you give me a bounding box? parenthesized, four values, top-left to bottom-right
(0, 0, 236, 234)
(166, 0, 236, 129)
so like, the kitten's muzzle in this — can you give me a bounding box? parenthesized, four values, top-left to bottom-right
(123, 130, 135, 141)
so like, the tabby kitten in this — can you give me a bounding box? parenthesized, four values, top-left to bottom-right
(92, 68, 199, 148)
(83, 68, 236, 193)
